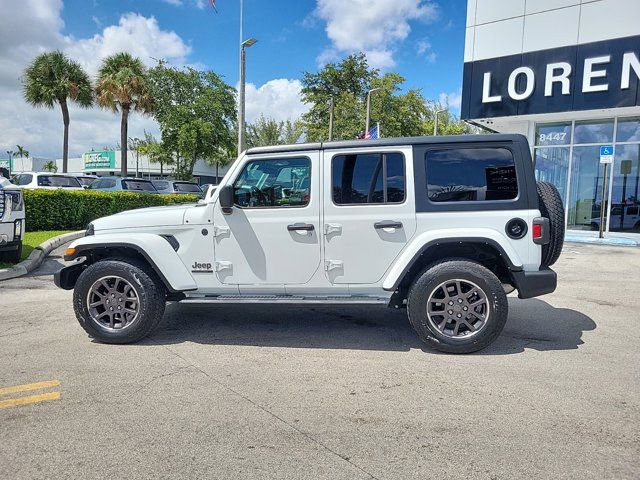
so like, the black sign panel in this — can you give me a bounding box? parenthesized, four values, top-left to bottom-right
(461, 34, 640, 119)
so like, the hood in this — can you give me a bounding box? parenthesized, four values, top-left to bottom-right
(93, 203, 196, 231)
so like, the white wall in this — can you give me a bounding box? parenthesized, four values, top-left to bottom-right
(465, 0, 640, 62)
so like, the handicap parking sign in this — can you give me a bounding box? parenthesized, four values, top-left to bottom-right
(599, 145, 614, 164)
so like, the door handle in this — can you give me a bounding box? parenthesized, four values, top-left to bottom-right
(374, 221, 403, 229)
(287, 223, 315, 232)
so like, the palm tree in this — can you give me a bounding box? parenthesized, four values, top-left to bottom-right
(16, 145, 29, 171)
(22, 51, 92, 173)
(43, 161, 58, 173)
(96, 53, 153, 177)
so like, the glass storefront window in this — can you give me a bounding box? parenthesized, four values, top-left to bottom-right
(573, 119, 614, 144)
(534, 147, 569, 203)
(567, 146, 608, 231)
(610, 144, 640, 232)
(535, 122, 572, 146)
(616, 117, 640, 143)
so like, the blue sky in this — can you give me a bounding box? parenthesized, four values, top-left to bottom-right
(64, 0, 467, 97)
(0, 0, 468, 158)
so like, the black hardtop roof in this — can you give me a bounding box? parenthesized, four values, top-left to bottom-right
(246, 134, 527, 155)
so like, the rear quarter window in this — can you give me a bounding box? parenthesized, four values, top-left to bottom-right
(124, 180, 157, 192)
(425, 147, 518, 202)
(174, 182, 202, 193)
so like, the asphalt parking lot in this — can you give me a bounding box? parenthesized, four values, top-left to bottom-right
(0, 243, 638, 479)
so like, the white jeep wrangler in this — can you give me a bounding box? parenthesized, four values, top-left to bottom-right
(0, 177, 25, 264)
(55, 135, 564, 353)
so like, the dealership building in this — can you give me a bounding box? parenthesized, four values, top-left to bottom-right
(462, 0, 640, 235)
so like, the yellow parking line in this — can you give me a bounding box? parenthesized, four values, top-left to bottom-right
(0, 380, 60, 396)
(0, 391, 61, 409)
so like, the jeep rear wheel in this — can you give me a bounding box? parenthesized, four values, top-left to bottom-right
(73, 259, 166, 344)
(537, 181, 565, 267)
(407, 259, 508, 353)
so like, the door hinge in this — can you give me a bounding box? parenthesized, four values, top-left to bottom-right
(214, 261, 232, 272)
(213, 226, 230, 237)
(324, 260, 344, 271)
(324, 223, 342, 235)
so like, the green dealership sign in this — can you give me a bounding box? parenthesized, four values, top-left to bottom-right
(83, 151, 115, 170)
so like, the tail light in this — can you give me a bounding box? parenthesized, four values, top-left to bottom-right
(532, 217, 550, 245)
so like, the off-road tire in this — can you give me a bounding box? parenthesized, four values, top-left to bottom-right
(537, 181, 565, 267)
(407, 259, 508, 354)
(0, 241, 22, 264)
(73, 259, 166, 344)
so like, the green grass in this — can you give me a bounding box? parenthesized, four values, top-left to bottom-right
(0, 230, 72, 269)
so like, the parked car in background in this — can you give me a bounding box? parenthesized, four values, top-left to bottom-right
(202, 184, 217, 201)
(87, 177, 159, 194)
(11, 172, 83, 190)
(0, 177, 25, 263)
(74, 174, 98, 188)
(152, 180, 203, 195)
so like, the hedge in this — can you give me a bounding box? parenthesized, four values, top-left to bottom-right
(24, 189, 199, 231)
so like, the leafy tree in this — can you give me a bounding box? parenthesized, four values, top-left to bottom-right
(148, 64, 236, 180)
(22, 51, 92, 173)
(137, 132, 174, 177)
(96, 53, 153, 177)
(301, 53, 474, 140)
(246, 115, 304, 148)
(43, 160, 58, 173)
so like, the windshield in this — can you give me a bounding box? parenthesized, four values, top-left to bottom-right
(11, 174, 33, 186)
(174, 182, 202, 193)
(76, 177, 96, 186)
(123, 180, 157, 192)
(37, 175, 82, 188)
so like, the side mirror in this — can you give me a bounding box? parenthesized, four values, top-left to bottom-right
(219, 185, 234, 214)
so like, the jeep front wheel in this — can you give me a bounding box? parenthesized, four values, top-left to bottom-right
(407, 259, 508, 354)
(73, 259, 166, 344)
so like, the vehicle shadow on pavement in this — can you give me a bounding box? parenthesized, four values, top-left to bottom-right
(147, 297, 596, 355)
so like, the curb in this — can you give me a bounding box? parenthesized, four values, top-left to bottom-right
(0, 230, 84, 281)
(565, 234, 640, 247)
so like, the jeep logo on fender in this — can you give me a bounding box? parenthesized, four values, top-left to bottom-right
(191, 261, 213, 273)
(461, 34, 640, 119)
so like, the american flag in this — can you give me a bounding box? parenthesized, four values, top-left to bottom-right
(364, 124, 379, 139)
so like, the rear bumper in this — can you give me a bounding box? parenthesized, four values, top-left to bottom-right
(511, 267, 557, 299)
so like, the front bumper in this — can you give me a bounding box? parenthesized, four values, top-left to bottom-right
(511, 267, 557, 299)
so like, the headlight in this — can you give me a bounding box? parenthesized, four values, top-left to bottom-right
(6, 191, 23, 211)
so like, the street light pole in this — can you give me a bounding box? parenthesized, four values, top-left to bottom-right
(238, 37, 257, 155)
(433, 108, 447, 136)
(365, 87, 382, 136)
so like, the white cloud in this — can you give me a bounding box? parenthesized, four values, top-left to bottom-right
(65, 13, 191, 75)
(439, 90, 463, 112)
(244, 79, 308, 123)
(417, 39, 437, 62)
(0, 2, 191, 159)
(314, 0, 440, 69)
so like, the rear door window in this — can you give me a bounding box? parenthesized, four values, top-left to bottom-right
(425, 147, 518, 202)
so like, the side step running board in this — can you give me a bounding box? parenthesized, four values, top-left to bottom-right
(180, 295, 389, 305)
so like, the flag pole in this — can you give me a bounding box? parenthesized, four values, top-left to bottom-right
(377, 122, 381, 138)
